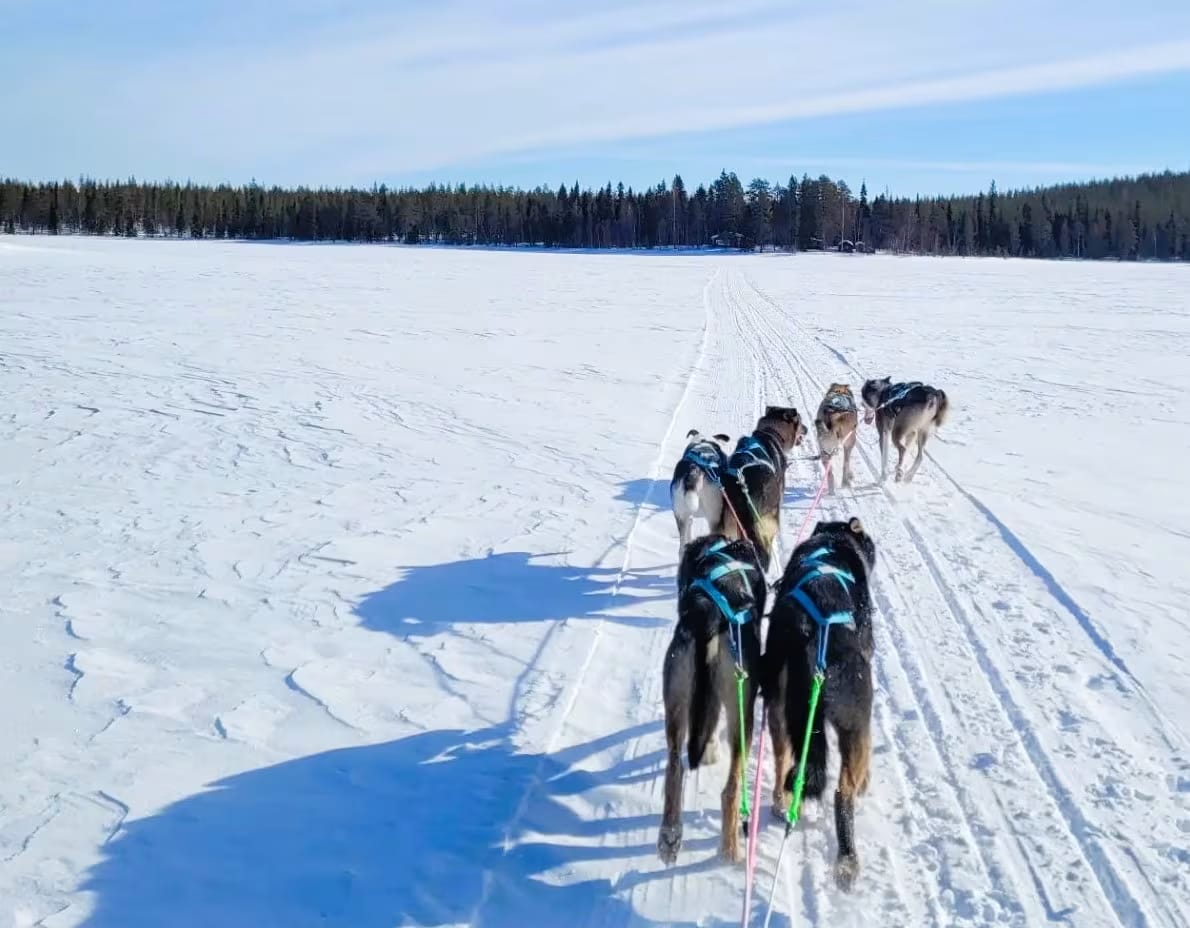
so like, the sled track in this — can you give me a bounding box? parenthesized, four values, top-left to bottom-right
(471, 266, 1185, 928)
(723, 270, 1001, 927)
(756, 284, 1183, 754)
(467, 273, 720, 927)
(729, 269, 1187, 928)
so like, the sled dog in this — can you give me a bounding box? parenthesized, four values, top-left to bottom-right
(658, 533, 766, 866)
(763, 517, 877, 891)
(670, 429, 731, 562)
(860, 377, 950, 483)
(814, 383, 859, 494)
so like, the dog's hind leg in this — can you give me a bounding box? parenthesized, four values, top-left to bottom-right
(719, 668, 755, 864)
(893, 431, 910, 483)
(833, 721, 872, 891)
(658, 633, 693, 864)
(904, 429, 929, 483)
(820, 450, 836, 495)
(675, 513, 692, 563)
(784, 693, 827, 802)
(878, 422, 891, 482)
(841, 430, 856, 488)
(767, 688, 792, 819)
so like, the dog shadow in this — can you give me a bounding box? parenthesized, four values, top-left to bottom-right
(615, 477, 665, 511)
(354, 550, 673, 638)
(76, 721, 700, 928)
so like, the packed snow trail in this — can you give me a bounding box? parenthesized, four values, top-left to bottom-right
(1, 238, 1186, 927)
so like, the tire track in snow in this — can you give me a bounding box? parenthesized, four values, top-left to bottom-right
(740, 270, 1183, 927)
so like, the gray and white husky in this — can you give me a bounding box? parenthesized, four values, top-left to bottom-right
(860, 378, 950, 483)
(670, 430, 731, 562)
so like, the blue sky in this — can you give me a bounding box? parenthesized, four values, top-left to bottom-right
(3, 0, 1189, 198)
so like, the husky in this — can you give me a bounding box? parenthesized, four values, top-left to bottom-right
(670, 429, 732, 562)
(714, 405, 807, 572)
(763, 517, 877, 891)
(814, 383, 859, 494)
(657, 533, 766, 866)
(860, 378, 950, 483)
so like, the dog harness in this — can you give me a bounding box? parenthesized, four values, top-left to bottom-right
(685, 538, 758, 627)
(726, 435, 775, 481)
(682, 440, 724, 485)
(878, 381, 924, 410)
(824, 392, 856, 413)
(782, 544, 855, 670)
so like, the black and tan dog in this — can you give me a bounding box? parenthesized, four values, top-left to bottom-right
(860, 377, 950, 483)
(714, 405, 807, 572)
(658, 533, 766, 866)
(763, 517, 877, 891)
(814, 383, 859, 494)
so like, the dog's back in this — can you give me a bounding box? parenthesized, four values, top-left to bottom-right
(763, 517, 878, 888)
(719, 406, 805, 558)
(767, 521, 874, 675)
(816, 383, 859, 441)
(671, 535, 764, 764)
(659, 533, 767, 865)
(671, 432, 729, 559)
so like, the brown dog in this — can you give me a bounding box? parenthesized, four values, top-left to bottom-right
(714, 405, 807, 574)
(815, 383, 859, 494)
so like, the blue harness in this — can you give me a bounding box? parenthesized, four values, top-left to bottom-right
(682, 441, 724, 486)
(783, 544, 855, 671)
(686, 538, 758, 627)
(726, 435, 775, 482)
(878, 381, 923, 410)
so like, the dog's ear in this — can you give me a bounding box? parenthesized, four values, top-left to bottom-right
(686, 428, 699, 438)
(849, 517, 864, 535)
(783, 408, 801, 423)
(713, 433, 730, 443)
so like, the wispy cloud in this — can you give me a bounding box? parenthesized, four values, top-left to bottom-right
(4, 0, 1190, 184)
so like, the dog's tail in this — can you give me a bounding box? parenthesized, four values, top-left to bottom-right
(687, 629, 722, 769)
(666, 594, 723, 770)
(663, 622, 717, 771)
(932, 388, 950, 430)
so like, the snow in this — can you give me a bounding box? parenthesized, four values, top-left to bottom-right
(1, 235, 1186, 928)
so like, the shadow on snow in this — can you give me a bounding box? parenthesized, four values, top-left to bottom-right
(77, 722, 706, 928)
(354, 550, 674, 638)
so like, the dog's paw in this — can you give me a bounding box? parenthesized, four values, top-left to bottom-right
(835, 853, 860, 892)
(771, 796, 790, 821)
(805, 760, 827, 799)
(657, 825, 682, 865)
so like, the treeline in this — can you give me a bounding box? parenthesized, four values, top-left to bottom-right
(2, 168, 1188, 260)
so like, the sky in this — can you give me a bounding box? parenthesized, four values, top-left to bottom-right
(3, 0, 1190, 198)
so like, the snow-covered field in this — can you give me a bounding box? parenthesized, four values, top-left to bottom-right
(1, 235, 1186, 928)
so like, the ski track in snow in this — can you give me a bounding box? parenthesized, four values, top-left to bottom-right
(1, 236, 1186, 928)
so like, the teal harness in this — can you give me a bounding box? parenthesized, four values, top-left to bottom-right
(682, 440, 724, 485)
(782, 544, 855, 670)
(725, 435, 775, 482)
(685, 538, 758, 628)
